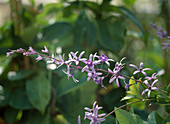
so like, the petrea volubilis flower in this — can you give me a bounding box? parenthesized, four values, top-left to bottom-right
(150, 23, 170, 51)
(67, 51, 87, 65)
(82, 53, 100, 72)
(108, 57, 126, 87)
(36, 55, 44, 62)
(63, 64, 79, 83)
(84, 101, 106, 124)
(145, 73, 158, 82)
(86, 70, 102, 82)
(98, 54, 114, 66)
(94, 76, 106, 88)
(142, 79, 158, 98)
(129, 62, 151, 76)
(42, 46, 49, 54)
(162, 42, 170, 51)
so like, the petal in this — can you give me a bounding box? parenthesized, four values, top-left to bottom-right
(108, 68, 113, 73)
(151, 79, 158, 87)
(133, 70, 139, 75)
(129, 64, 139, 70)
(78, 115, 81, 124)
(105, 61, 110, 66)
(143, 68, 152, 71)
(148, 90, 151, 98)
(109, 76, 116, 83)
(144, 80, 150, 87)
(116, 78, 120, 87)
(82, 66, 88, 72)
(108, 58, 114, 62)
(140, 62, 143, 69)
(151, 87, 158, 91)
(79, 51, 85, 58)
(141, 71, 147, 76)
(141, 89, 149, 96)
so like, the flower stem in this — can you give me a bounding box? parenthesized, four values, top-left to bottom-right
(103, 100, 143, 118)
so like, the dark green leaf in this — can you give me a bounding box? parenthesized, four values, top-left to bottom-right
(7, 70, 35, 81)
(98, 19, 124, 53)
(118, 7, 145, 34)
(4, 107, 18, 124)
(9, 88, 33, 109)
(147, 111, 164, 124)
(42, 22, 72, 41)
(25, 110, 49, 124)
(56, 72, 87, 97)
(26, 71, 51, 113)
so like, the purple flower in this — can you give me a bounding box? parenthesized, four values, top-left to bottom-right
(86, 70, 102, 82)
(46, 54, 60, 65)
(67, 51, 87, 65)
(98, 54, 114, 66)
(84, 101, 106, 124)
(108, 68, 125, 87)
(93, 76, 106, 88)
(142, 79, 158, 98)
(78, 115, 81, 124)
(63, 64, 79, 83)
(108, 57, 126, 87)
(145, 73, 158, 82)
(162, 42, 170, 51)
(123, 80, 132, 90)
(36, 55, 44, 62)
(57, 54, 66, 68)
(129, 62, 151, 76)
(6, 51, 15, 57)
(42, 46, 49, 54)
(82, 53, 101, 72)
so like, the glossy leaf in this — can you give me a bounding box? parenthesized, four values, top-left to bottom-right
(115, 109, 148, 124)
(26, 71, 51, 113)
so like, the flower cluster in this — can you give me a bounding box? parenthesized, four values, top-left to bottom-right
(6, 46, 161, 124)
(78, 101, 106, 124)
(150, 23, 170, 51)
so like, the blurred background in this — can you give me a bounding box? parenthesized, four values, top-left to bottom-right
(0, 0, 169, 123)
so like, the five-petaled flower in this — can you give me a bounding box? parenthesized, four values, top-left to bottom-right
(67, 51, 87, 65)
(129, 62, 151, 76)
(142, 79, 158, 98)
(98, 54, 114, 66)
(84, 101, 106, 124)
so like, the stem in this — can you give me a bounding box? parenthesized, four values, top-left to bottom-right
(104, 100, 143, 118)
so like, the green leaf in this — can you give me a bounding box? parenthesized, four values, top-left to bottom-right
(42, 22, 72, 41)
(4, 107, 18, 124)
(9, 88, 33, 109)
(25, 110, 49, 124)
(56, 72, 87, 97)
(26, 71, 51, 113)
(147, 111, 164, 124)
(58, 80, 97, 123)
(7, 70, 35, 81)
(118, 7, 145, 34)
(98, 19, 124, 53)
(21, 26, 39, 45)
(127, 76, 141, 98)
(165, 105, 170, 114)
(115, 109, 148, 124)
(121, 95, 136, 101)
